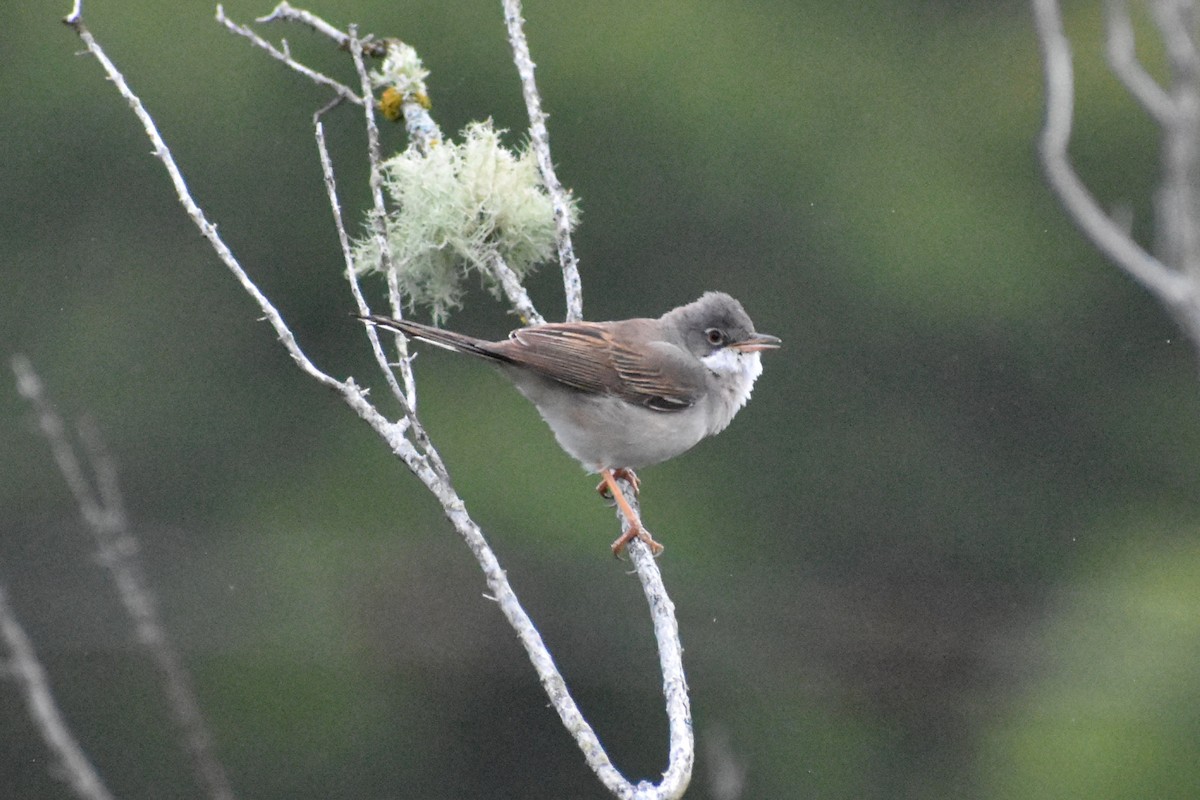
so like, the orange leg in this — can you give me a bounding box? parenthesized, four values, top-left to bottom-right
(598, 468, 663, 558)
(596, 467, 640, 498)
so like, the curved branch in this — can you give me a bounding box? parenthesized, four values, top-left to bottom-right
(1105, 0, 1175, 124)
(628, 543, 694, 798)
(580, 475, 694, 798)
(501, 0, 583, 322)
(1031, 0, 1193, 308)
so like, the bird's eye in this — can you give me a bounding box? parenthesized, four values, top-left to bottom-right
(704, 328, 725, 346)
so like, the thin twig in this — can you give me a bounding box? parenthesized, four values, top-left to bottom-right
(487, 251, 545, 325)
(313, 110, 416, 417)
(348, 27, 413, 357)
(257, 0, 350, 46)
(63, 9, 347, 399)
(344, 25, 452, 472)
(1105, 0, 1174, 124)
(0, 584, 116, 800)
(216, 5, 361, 106)
(384, 268, 407, 335)
(501, 0, 583, 322)
(11, 356, 236, 800)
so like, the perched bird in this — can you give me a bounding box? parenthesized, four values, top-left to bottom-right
(361, 291, 780, 555)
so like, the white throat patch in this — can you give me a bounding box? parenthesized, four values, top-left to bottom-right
(700, 348, 764, 411)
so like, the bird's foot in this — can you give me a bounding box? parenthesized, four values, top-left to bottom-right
(610, 525, 664, 559)
(596, 467, 640, 500)
(598, 468, 661, 557)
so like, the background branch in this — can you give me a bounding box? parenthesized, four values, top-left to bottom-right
(0, 585, 115, 800)
(1105, 0, 1174, 122)
(1033, 0, 1200, 350)
(11, 355, 236, 800)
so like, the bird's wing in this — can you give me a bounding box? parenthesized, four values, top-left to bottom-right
(499, 320, 705, 411)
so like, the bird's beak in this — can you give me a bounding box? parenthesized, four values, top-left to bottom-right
(730, 332, 781, 353)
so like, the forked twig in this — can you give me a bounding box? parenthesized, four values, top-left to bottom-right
(1105, 0, 1174, 123)
(11, 355, 236, 800)
(216, 4, 360, 105)
(1031, 0, 1191, 303)
(1032, 0, 1200, 350)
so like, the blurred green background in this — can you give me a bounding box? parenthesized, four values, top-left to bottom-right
(4, 0, 1200, 798)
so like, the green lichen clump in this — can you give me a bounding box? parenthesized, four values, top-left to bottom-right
(353, 121, 575, 322)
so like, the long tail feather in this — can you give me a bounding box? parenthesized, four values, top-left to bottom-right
(357, 315, 506, 362)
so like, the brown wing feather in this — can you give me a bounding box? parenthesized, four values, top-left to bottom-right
(497, 321, 702, 411)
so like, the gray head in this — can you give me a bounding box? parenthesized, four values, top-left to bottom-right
(661, 292, 779, 358)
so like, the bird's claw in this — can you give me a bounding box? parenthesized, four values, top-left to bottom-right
(598, 467, 661, 557)
(596, 468, 640, 499)
(610, 525, 664, 559)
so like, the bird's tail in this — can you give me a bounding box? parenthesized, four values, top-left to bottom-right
(358, 315, 507, 363)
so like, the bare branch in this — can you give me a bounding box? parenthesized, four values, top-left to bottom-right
(256, 0, 350, 47)
(384, 268, 409, 345)
(1105, 0, 1175, 123)
(1031, 0, 1194, 307)
(629, 542, 694, 799)
(501, 0, 583, 322)
(313, 111, 418, 416)
(216, 5, 362, 106)
(1148, 0, 1200, 282)
(487, 251, 545, 325)
(0, 585, 116, 800)
(63, 9, 352, 399)
(11, 356, 236, 800)
(1149, 0, 1200, 79)
(347, 27, 411, 329)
